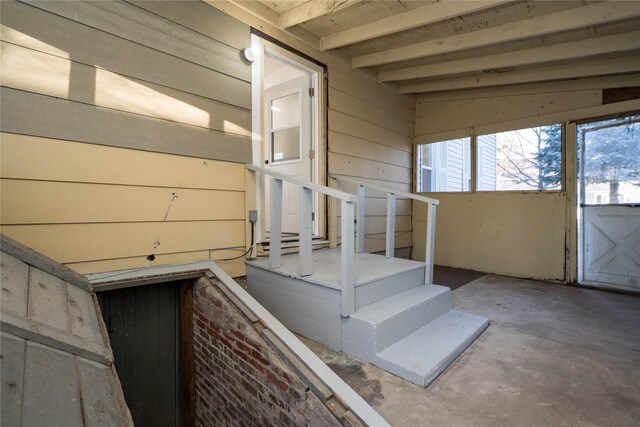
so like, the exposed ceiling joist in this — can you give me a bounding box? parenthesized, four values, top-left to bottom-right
(279, 0, 361, 29)
(379, 31, 640, 82)
(320, 0, 509, 51)
(353, 1, 640, 68)
(415, 74, 640, 103)
(399, 55, 640, 94)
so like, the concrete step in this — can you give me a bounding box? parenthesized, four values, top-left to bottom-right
(376, 309, 489, 387)
(343, 285, 452, 359)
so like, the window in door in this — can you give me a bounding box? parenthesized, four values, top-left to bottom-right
(271, 92, 301, 163)
(580, 115, 640, 205)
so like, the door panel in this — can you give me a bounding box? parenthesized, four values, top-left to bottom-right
(97, 282, 180, 427)
(264, 75, 312, 236)
(583, 206, 640, 290)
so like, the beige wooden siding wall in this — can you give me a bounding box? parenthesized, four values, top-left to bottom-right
(208, 2, 416, 253)
(329, 68, 415, 252)
(0, 0, 252, 277)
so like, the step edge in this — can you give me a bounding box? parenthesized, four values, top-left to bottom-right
(352, 285, 450, 321)
(377, 310, 489, 361)
(375, 315, 489, 387)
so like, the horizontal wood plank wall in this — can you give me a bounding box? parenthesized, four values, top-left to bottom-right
(327, 45, 415, 253)
(0, 0, 251, 276)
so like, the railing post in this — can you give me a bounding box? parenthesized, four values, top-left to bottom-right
(341, 200, 355, 317)
(425, 202, 437, 284)
(356, 185, 366, 253)
(299, 186, 313, 276)
(385, 193, 396, 258)
(269, 178, 283, 269)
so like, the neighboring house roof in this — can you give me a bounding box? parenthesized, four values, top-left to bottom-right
(1, 235, 132, 426)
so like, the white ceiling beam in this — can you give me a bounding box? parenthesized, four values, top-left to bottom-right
(353, 1, 640, 68)
(320, 0, 509, 51)
(399, 55, 640, 94)
(380, 31, 640, 82)
(279, 0, 361, 29)
(415, 74, 640, 103)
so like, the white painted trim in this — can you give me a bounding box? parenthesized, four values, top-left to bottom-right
(270, 178, 283, 268)
(385, 193, 396, 258)
(356, 185, 366, 253)
(87, 261, 390, 426)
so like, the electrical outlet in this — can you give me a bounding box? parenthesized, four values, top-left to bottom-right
(248, 210, 258, 223)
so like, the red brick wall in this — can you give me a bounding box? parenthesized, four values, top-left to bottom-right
(192, 277, 340, 426)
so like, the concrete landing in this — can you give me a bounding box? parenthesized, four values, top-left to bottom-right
(302, 273, 640, 427)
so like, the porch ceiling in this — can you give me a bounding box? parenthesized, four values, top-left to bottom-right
(248, 0, 640, 97)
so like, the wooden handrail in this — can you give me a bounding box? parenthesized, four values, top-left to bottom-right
(246, 164, 357, 202)
(329, 174, 439, 205)
(331, 173, 438, 285)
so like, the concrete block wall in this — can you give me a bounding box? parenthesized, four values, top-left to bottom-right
(192, 278, 341, 426)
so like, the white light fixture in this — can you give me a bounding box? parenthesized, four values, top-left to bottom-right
(242, 47, 255, 63)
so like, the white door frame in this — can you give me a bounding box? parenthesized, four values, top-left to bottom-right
(576, 114, 640, 292)
(250, 34, 327, 244)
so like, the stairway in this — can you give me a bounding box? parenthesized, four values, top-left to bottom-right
(246, 248, 488, 387)
(342, 284, 488, 387)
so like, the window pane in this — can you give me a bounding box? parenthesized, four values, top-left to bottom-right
(477, 125, 562, 191)
(272, 127, 300, 162)
(418, 138, 471, 192)
(580, 115, 640, 205)
(421, 168, 432, 192)
(271, 92, 299, 129)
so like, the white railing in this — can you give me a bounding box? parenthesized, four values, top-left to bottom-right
(245, 164, 359, 316)
(331, 174, 439, 285)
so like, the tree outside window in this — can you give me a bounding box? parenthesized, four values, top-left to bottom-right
(477, 124, 562, 191)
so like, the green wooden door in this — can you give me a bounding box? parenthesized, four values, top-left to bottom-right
(97, 282, 181, 427)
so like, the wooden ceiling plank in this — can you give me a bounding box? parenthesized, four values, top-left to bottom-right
(380, 31, 640, 82)
(279, 0, 361, 29)
(399, 55, 640, 94)
(321, 0, 509, 51)
(353, 2, 640, 68)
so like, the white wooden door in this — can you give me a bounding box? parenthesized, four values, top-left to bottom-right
(264, 75, 312, 236)
(579, 115, 640, 292)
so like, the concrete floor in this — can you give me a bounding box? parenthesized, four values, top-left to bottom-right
(301, 275, 640, 426)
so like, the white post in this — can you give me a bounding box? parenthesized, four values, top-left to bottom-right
(299, 186, 313, 276)
(356, 185, 366, 253)
(424, 202, 437, 284)
(385, 193, 396, 258)
(341, 200, 355, 317)
(269, 178, 283, 269)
